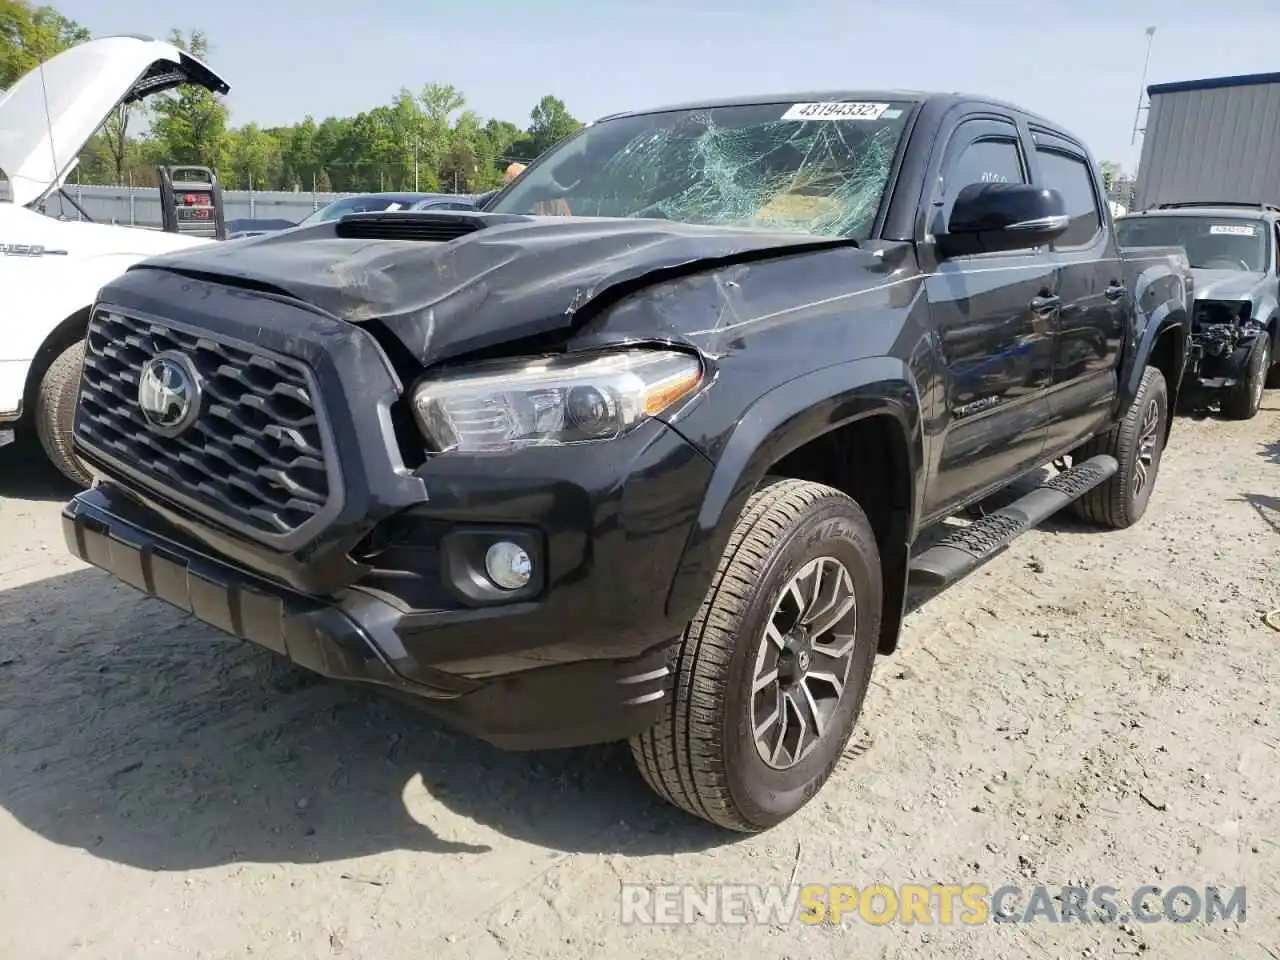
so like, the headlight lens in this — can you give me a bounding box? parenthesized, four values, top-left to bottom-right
(412, 348, 704, 452)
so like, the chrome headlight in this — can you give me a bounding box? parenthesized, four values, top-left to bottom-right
(411, 348, 704, 453)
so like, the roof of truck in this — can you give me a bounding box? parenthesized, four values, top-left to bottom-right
(596, 90, 1049, 123)
(1148, 71, 1280, 97)
(591, 91, 1089, 148)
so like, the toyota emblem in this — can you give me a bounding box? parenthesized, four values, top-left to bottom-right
(137, 352, 201, 437)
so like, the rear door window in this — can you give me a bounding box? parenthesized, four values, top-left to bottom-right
(1034, 148, 1102, 247)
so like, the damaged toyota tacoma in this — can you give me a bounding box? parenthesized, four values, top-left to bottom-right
(64, 91, 1192, 832)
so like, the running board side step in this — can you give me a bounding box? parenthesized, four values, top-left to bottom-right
(908, 454, 1119, 589)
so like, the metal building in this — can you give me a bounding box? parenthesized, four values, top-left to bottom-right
(1134, 71, 1280, 211)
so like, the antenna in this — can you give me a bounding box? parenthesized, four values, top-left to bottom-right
(1130, 26, 1157, 148)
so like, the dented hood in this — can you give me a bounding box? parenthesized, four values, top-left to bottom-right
(0, 35, 229, 207)
(1190, 268, 1268, 303)
(133, 212, 859, 364)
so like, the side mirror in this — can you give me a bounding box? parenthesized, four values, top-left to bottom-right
(936, 182, 1069, 258)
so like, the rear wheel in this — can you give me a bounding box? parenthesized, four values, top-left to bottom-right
(629, 478, 882, 833)
(1070, 365, 1169, 530)
(1221, 335, 1270, 420)
(34, 340, 93, 488)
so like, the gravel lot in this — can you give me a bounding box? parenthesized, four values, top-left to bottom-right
(1, 402, 1277, 960)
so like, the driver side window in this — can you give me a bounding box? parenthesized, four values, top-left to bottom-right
(941, 136, 1028, 226)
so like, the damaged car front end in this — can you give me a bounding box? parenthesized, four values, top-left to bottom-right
(1116, 206, 1280, 418)
(1192, 294, 1265, 377)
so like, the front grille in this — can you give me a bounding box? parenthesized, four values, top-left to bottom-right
(76, 309, 333, 539)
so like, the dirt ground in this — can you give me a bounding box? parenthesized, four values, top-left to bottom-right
(1, 401, 1277, 960)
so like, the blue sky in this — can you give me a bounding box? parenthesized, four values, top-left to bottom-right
(55, 0, 1280, 172)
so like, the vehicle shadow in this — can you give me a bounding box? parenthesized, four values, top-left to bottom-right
(1240, 492, 1280, 536)
(1177, 388, 1280, 421)
(0, 436, 80, 503)
(1259, 438, 1280, 466)
(0, 568, 730, 872)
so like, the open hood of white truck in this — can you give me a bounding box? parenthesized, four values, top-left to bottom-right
(0, 34, 230, 208)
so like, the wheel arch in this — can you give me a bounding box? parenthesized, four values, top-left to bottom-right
(664, 356, 924, 656)
(20, 305, 91, 427)
(1120, 298, 1187, 432)
(1144, 317, 1187, 441)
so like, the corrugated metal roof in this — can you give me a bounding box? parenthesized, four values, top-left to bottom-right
(1148, 72, 1280, 96)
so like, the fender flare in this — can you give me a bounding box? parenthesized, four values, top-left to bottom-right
(664, 355, 924, 624)
(1118, 296, 1188, 416)
(1262, 309, 1280, 350)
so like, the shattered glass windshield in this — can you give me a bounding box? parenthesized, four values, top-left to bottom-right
(490, 99, 916, 239)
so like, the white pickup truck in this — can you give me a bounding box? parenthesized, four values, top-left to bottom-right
(0, 34, 231, 484)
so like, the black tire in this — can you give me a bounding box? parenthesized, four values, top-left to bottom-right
(629, 477, 882, 833)
(1221, 335, 1270, 420)
(1070, 366, 1169, 530)
(34, 339, 93, 488)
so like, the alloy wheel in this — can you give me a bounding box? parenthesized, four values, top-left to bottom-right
(1133, 395, 1163, 498)
(750, 556, 858, 770)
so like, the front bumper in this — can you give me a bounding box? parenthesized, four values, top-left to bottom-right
(0, 358, 27, 423)
(66, 269, 717, 750)
(63, 487, 677, 750)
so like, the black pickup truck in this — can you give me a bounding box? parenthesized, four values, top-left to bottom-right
(63, 91, 1193, 833)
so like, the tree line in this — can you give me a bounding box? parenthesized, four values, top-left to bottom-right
(1, 3, 583, 193)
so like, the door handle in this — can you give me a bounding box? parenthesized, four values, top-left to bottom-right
(1030, 294, 1060, 314)
(1104, 282, 1126, 301)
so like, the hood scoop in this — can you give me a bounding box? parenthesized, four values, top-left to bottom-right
(334, 210, 531, 243)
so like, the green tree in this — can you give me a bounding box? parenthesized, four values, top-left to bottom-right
(99, 104, 134, 185)
(228, 122, 280, 190)
(1098, 160, 1123, 193)
(526, 94, 582, 157)
(279, 116, 317, 189)
(0, 0, 89, 89)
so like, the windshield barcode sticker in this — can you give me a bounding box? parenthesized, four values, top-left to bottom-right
(781, 102, 890, 121)
(1209, 223, 1257, 235)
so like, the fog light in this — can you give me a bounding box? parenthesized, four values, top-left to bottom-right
(485, 541, 532, 590)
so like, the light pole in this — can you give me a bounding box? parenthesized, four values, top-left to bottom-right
(1130, 26, 1157, 147)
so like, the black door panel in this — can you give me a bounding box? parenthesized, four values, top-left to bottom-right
(922, 118, 1054, 519)
(1030, 139, 1125, 455)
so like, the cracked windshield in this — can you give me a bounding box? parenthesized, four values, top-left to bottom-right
(490, 100, 913, 239)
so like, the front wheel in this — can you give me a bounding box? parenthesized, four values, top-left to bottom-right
(1222, 335, 1271, 420)
(35, 339, 93, 488)
(629, 478, 882, 833)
